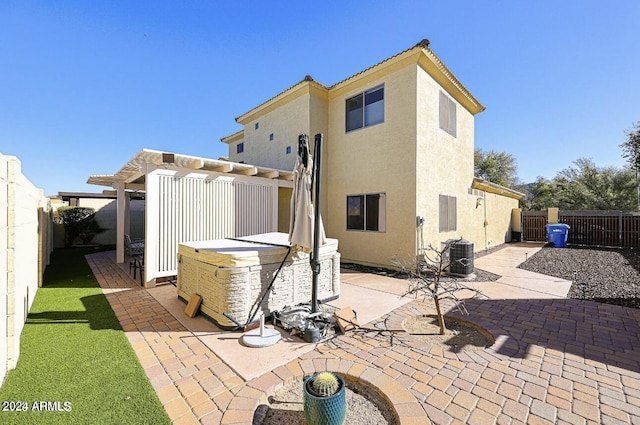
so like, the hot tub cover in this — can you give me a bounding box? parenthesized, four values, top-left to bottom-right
(178, 232, 339, 268)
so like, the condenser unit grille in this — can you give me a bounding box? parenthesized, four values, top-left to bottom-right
(446, 239, 474, 276)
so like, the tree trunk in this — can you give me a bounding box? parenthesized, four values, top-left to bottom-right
(434, 297, 447, 335)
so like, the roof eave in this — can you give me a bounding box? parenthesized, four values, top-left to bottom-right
(221, 129, 244, 144)
(329, 43, 485, 115)
(473, 177, 525, 200)
(417, 47, 485, 115)
(234, 78, 329, 125)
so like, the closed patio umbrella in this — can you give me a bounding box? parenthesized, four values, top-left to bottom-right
(289, 133, 326, 312)
(288, 134, 325, 252)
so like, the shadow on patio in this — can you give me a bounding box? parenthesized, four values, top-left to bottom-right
(448, 297, 640, 373)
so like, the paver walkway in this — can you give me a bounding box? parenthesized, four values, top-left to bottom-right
(86, 246, 640, 425)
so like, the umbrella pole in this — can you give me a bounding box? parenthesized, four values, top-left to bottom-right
(311, 133, 323, 313)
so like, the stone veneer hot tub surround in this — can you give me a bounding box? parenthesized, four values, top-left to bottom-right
(177, 232, 340, 329)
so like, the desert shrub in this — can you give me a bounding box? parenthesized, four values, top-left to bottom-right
(54, 206, 104, 247)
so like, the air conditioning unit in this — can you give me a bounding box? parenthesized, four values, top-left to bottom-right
(442, 239, 474, 276)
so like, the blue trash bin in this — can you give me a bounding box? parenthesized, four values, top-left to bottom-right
(546, 224, 570, 248)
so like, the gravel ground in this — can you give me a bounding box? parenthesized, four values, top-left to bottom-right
(518, 245, 640, 308)
(341, 262, 501, 283)
(254, 378, 398, 425)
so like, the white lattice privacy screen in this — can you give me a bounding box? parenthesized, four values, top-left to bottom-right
(147, 169, 277, 279)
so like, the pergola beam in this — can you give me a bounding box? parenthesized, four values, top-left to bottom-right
(186, 159, 205, 170)
(234, 166, 258, 176)
(213, 163, 233, 173)
(257, 169, 279, 179)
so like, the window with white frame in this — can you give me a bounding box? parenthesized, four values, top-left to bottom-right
(347, 193, 386, 232)
(346, 85, 384, 132)
(439, 194, 457, 232)
(439, 91, 457, 137)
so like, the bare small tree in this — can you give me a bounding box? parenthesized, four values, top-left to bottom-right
(394, 240, 483, 335)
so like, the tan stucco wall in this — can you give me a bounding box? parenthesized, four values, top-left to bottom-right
(325, 65, 418, 267)
(221, 50, 517, 269)
(548, 207, 559, 224)
(229, 92, 313, 171)
(458, 191, 519, 252)
(414, 66, 477, 260)
(225, 87, 329, 236)
(309, 91, 330, 218)
(278, 187, 292, 233)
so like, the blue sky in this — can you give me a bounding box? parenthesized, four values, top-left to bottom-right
(2, 1, 639, 196)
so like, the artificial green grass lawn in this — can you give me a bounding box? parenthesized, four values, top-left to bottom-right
(0, 247, 170, 425)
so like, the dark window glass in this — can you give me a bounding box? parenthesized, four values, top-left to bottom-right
(365, 194, 380, 231)
(346, 94, 364, 132)
(346, 86, 384, 132)
(347, 194, 384, 232)
(347, 195, 365, 230)
(237, 142, 244, 154)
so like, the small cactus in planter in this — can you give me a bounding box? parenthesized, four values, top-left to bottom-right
(311, 372, 340, 397)
(303, 372, 346, 425)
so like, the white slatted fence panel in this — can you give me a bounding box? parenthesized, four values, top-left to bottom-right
(155, 175, 274, 275)
(235, 181, 273, 237)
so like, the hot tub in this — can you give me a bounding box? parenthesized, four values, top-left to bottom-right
(177, 232, 340, 329)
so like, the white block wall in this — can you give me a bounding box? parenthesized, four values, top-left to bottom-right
(0, 153, 52, 385)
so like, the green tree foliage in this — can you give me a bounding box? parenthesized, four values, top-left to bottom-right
(474, 148, 519, 188)
(521, 177, 556, 211)
(619, 121, 640, 208)
(620, 121, 640, 169)
(54, 206, 102, 247)
(522, 158, 636, 210)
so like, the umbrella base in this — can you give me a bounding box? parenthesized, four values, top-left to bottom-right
(241, 326, 281, 347)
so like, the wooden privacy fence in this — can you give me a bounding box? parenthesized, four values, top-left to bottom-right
(522, 211, 547, 242)
(522, 210, 640, 248)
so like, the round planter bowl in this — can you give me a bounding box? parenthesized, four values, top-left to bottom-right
(303, 374, 346, 425)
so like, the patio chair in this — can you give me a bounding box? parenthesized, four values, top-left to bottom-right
(132, 256, 144, 286)
(124, 234, 144, 256)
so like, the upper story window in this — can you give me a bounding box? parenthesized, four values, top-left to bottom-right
(237, 142, 244, 154)
(286, 146, 292, 154)
(439, 91, 457, 137)
(255, 122, 259, 130)
(346, 85, 384, 132)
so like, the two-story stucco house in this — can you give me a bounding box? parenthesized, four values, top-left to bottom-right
(222, 39, 522, 268)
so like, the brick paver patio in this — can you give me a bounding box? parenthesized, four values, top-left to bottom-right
(86, 251, 640, 425)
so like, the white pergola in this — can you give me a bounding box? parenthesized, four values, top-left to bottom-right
(88, 148, 294, 287)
